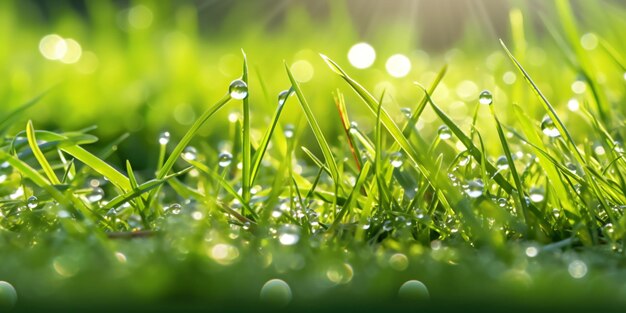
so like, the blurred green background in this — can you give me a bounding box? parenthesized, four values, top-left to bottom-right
(1, 0, 625, 172)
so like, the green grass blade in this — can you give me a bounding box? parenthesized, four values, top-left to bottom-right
(285, 61, 340, 188)
(330, 161, 371, 231)
(250, 87, 292, 186)
(61, 145, 131, 192)
(156, 93, 231, 179)
(26, 120, 61, 185)
(241, 50, 252, 203)
(488, 104, 531, 225)
(501, 39, 614, 222)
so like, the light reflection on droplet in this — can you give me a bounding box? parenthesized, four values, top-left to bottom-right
(568, 260, 587, 279)
(260, 279, 292, 307)
(326, 263, 354, 284)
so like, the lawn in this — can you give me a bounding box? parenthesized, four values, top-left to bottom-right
(1, 0, 626, 312)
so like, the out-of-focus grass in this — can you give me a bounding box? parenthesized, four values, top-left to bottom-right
(2, 0, 626, 312)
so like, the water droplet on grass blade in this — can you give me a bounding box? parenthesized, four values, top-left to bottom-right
(465, 179, 484, 198)
(478, 90, 493, 105)
(218, 152, 233, 167)
(278, 224, 300, 245)
(401, 107, 412, 118)
(158, 131, 170, 145)
(496, 156, 509, 170)
(278, 89, 291, 106)
(398, 280, 429, 301)
(389, 152, 404, 168)
(0, 281, 18, 310)
(87, 187, 104, 202)
(541, 116, 560, 138)
(167, 203, 182, 215)
(182, 146, 197, 160)
(229, 79, 248, 100)
(284, 124, 295, 139)
(529, 187, 545, 203)
(27, 196, 38, 209)
(437, 125, 452, 140)
(260, 279, 292, 307)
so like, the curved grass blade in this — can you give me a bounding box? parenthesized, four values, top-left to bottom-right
(26, 120, 61, 185)
(156, 93, 231, 179)
(61, 145, 131, 192)
(285, 61, 340, 189)
(500, 40, 614, 222)
(103, 168, 190, 211)
(330, 161, 371, 231)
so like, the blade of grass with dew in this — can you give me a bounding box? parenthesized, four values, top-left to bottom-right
(249, 87, 292, 186)
(321, 56, 453, 204)
(241, 50, 252, 204)
(487, 101, 532, 226)
(26, 121, 61, 185)
(512, 104, 578, 216)
(415, 84, 550, 231)
(184, 158, 258, 220)
(103, 168, 190, 211)
(285, 61, 341, 193)
(330, 161, 371, 232)
(402, 64, 447, 139)
(156, 93, 231, 179)
(501, 40, 615, 222)
(0, 150, 93, 220)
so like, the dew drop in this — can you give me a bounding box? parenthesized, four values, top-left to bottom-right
(278, 224, 300, 245)
(284, 124, 295, 139)
(158, 131, 170, 145)
(182, 146, 198, 160)
(568, 260, 587, 279)
(401, 107, 412, 118)
(478, 90, 493, 105)
(398, 280, 430, 301)
(229, 79, 248, 100)
(465, 179, 484, 198)
(0, 280, 18, 310)
(494, 156, 509, 170)
(529, 187, 545, 203)
(541, 116, 560, 138)
(389, 152, 404, 168)
(260, 279, 292, 307)
(87, 187, 104, 202)
(437, 125, 452, 140)
(278, 89, 291, 106)
(27, 196, 38, 209)
(218, 152, 233, 167)
(167, 203, 182, 215)
(389, 253, 409, 271)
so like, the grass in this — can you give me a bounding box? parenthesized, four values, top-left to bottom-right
(1, 0, 626, 312)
